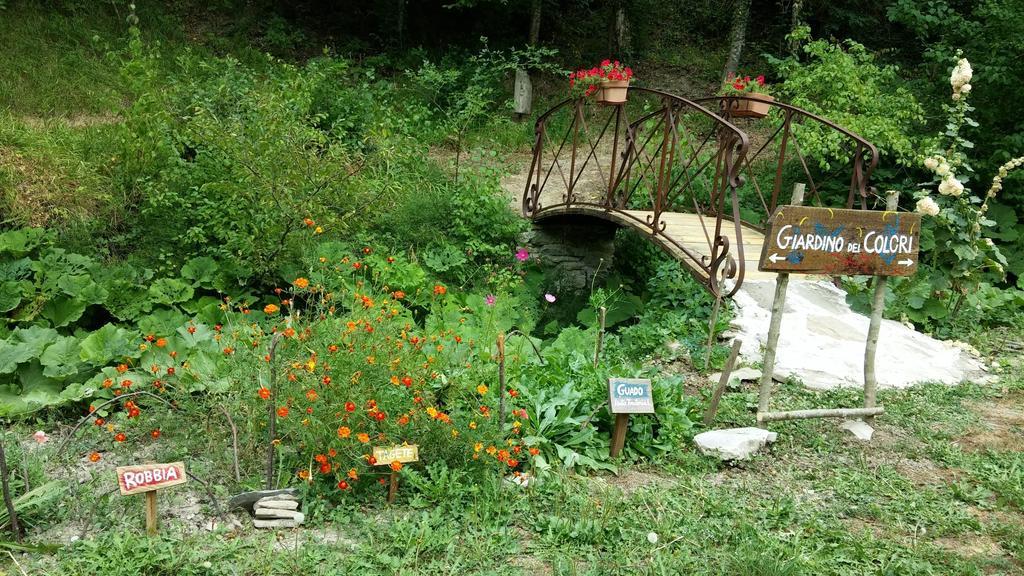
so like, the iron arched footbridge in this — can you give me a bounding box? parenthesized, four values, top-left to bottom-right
(521, 89, 878, 297)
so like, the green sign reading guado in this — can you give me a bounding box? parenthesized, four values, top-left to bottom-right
(608, 378, 655, 414)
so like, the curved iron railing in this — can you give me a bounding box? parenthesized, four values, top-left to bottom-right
(522, 87, 750, 296)
(695, 95, 879, 220)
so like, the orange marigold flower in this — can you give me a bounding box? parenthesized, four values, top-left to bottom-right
(292, 277, 310, 289)
(529, 447, 540, 456)
(303, 218, 315, 227)
(102, 378, 113, 388)
(283, 328, 296, 338)
(393, 290, 405, 299)
(277, 406, 289, 418)
(347, 468, 358, 480)
(258, 387, 271, 400)
(433, 285, 446, 295)
(319, 463, 331, 474)
(315, 453, 328, 464)
(306, 389, 319, 402)
(94, 417, 105, 426)
(322, 376, 331, 386)
(328, 448, 337, 457)
(507, 459, 519, 468)
(116, 364, 128, 374)
(337, 426, 351, 439)
(337, 480, 349, 490)
(264, 304, 280, 314)
(151, 429, 161, 439)
(476, 384, 488, 395)
(345, 401, 356, 412)
(297, 469, 310, 480)
(398, 415, 409, 426)
(357, 433, 369, 443)
(114, 433, 127, 442)
(89, 452, 101, 462)
(328, 344, 339, 353)
(155, 338, 167, 348)
(390, 461, 403, 472)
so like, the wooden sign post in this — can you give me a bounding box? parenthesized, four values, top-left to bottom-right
(372, 445, 419, 503)
(756, 187, 915, 425)
(116, 462, 187, 534)
(759, 204, 921, 276)
(608, 378, 655, 457)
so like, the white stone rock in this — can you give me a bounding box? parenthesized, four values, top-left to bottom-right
(694, 427, 777, 461)
(254, 508, 305, 522)
(839, 419, 874, 441)
(253, 518, 300, 529)
(255, 499, 299, 510)
(708, 366, 761, 385)
(727, 279, 992, 390)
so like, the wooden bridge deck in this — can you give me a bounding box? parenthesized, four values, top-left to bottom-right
(535, 207, 781, 283)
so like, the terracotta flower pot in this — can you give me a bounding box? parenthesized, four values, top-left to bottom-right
(598, 79, 630, 104)
(729, 93, 774, 118)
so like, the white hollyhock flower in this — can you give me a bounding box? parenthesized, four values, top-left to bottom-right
(915, 196, 940, 217)
(647, 532, 659, 544)
(936, 163, 951, 176)
(938, 176, 963, 196)
(960, 83, 972, 93)
(924, 157, 939, 171)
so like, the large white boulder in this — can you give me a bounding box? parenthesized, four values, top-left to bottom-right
(694, 427, 778, 461)
(727, 279, 990, 390)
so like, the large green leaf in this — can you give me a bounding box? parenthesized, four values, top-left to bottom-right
(79, 324, 138, 366)
(0, 340, 35, 374)
(0, 281, 23, 313)
(41, 296, 88, 328)
(0, 362, 64, 417)
(137, 308, 188, 337)
(11, 326, 58, 356)
(149, 278, 194, 305)
(181, 256, 219, 287)
(0, 228, 47, 258)
(39, 336, 83, 378)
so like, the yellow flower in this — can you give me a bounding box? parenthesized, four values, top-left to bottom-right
(139, 343, 148, 351)
(474, 442, 483, 452)
(469, 421, 477, 430)
(426, 407, 439, 418)
(485, 445, 497, 456)
(293, 277, 310, 289)
(451, 429, 459, 438)
(476, 384, 488, 395)
(314, 226, 323, 234)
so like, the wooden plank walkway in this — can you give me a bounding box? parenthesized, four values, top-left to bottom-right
(536, 207, 783, 284)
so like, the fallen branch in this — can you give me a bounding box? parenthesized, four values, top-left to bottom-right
(55, 391, 177, 458)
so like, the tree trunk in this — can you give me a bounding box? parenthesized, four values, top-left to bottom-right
(516, 0, 542, 119)
(612, 0, 629, 55)
(528, 0, 542, 45)
(788, 0, 804, 55)
(722, 0, 751, 81)
(397, 0, 405, 49)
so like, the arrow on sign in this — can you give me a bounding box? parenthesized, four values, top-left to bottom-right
(768, 253, 786, 263)
(897, 259, 914, 266)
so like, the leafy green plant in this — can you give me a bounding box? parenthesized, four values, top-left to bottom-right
(769, 26, 925, 169)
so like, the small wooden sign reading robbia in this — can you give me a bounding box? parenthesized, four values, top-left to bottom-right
(116, 461, 187, 535)
(116, 461, 187, 496)
(758, 205, 921, 276)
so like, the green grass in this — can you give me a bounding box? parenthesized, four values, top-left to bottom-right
(3, 372, 1021, 575)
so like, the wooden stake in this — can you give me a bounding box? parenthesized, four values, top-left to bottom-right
(704, 340, 742, 426)
(145, 491, 158, 535)
(0, 430, 21, 542)
(759, 406, 884, 422)
(610, 413, 629, 457)
(387, 471, 398, 504)
(594, 306, 606, 367)
(704, 277, 726, 370)
(864, 191, 898, 427)
(497, 333, 507, 433)
(757, 183, 804, 424)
